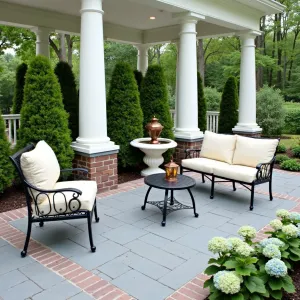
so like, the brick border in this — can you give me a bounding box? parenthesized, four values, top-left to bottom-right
(0, 168, 299, 300)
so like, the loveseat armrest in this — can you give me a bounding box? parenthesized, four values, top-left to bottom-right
(255, 157, 275, 182)
(185, 149, 201, 159)
(60, 168, 89, 181)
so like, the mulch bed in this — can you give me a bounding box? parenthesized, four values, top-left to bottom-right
(283, 264, 300, 300)
(0, 184, 26, 213)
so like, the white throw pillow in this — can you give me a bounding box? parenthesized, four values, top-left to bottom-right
(200, 131, 237, 164)
(233, 136, 279, 168)
(21, 141, 60, 203)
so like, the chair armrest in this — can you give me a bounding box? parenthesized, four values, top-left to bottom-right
(185, 149, 201, 159)
(24, 180, 84, 216)
(255, 157, 275, 181)
(60, 168, 89, 181)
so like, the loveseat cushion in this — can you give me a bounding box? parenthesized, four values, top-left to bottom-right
(182, 158, 229, 174)
(213, 164, 257, 183)
(21, 141, 60, 203)
(200, 131, 237, 164)
(32, 180, 97, 216)
(233, 136, 279, 168)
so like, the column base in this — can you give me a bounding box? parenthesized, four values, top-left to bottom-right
(174, 137, 203, 164)
(72, 142, 119, 193)
(174, 130, 203, 140)
(233, 124, 262, 137)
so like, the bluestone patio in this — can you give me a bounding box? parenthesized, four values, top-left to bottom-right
(0, 169, 300, 300)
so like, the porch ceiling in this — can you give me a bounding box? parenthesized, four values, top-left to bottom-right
(0, 0, 284, 44)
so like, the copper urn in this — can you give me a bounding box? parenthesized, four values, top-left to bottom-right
(145, 117, 163, 144)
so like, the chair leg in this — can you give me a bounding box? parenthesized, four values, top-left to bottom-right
(94, 201, 100, 223)
(269, 180, 273, 201)
(232, 181, 236, 191)
(87, 212, 96, 253)
(39, 221, 44, 227)
(250, 184, 255, 211)
(210, 175, 215, 199)
(180, 166, 183, 175)
(21, 218, 32, 258)
(202, 174, 205, 183)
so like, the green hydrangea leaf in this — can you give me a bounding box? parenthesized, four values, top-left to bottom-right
(231, 293, 244, 300)
(269, 289, 283, 299)
(268, 277, 284, 291)
(244, 276, 266, 294)
(282, 275, 296, 293)
(224, 260, 239, 269)
(204, 265, 221, 275)
(236, 264, 257, 276)
(204, 277, 214, 289)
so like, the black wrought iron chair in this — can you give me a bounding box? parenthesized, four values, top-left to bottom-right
(10, 143, 99, 257)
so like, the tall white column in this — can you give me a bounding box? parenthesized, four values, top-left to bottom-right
(33, 27, 51, 58)
(233, 31, 262, 134)
(72, 0, 119, 154)
(174, 40, 180, 129)
(174, 15, 203, 140)
(136, 45, 149, 75)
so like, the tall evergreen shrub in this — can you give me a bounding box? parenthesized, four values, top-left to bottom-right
(12, 63, 28, 114)
(140, 65, 174, 161)
(134, 70, 143, 92)
(0, 112, 14, 193)
(198, 72, 207, 131)
(218, 76, 239, 134)
(54, 61, 79, 141)
(17, 56, 74, 169)
(107, 63, 143, 168)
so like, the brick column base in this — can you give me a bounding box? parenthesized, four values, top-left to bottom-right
(233, 131, 262, 138)
(174, 138, 203, 165)
(73, 151, 118, 193)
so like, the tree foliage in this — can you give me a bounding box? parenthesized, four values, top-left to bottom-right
(218, 76, 239, 134)
(257, 85, 285, 135)
(54, 61, 79, 141)
(0, 112, 14, 193)
(198, 72, 207, 131)
(17, 55, 74, 169)
(107, 63, 143, 168)
(12, 63, 27, 114)
(140, 65, 174, 161)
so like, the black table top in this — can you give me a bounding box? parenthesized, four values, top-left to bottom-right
(144, 174, 196, 190)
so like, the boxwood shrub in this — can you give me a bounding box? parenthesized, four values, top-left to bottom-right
(280, 159, 300, 172)
(291, 145, 300, 158)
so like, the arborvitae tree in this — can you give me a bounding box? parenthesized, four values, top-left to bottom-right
(134, 70, 143, 92)
(218, 76, 239, 134)
(12, 63, 28, 114)
(0, 112, 14, 193)
(107, 63, 143, 168)
(17, 56, 74, 169)
(54, 61, 79, 141)
(198, 72, 207, 132)
(140, 65, 174, 161)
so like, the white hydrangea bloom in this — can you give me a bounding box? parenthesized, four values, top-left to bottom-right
(276, 209, 290, 218)
(262, 244, 281, 259)
(235, 243, 254, 257)
(238, 226, 257, 239)
(282, 224, 299, 238)
(208, 237, 231, 254)
(269, 219, 283, 231)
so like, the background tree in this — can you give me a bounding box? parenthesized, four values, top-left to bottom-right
(140, 65, 174, 160)
(218, 76, 239, 134)
(12, 63, 27, 114)
(198, 72, 207, 131)
(0, 112, 14, 193)
(54, 61, 79, 141)
(18, 55, 74, 169)
(133, 70, 143, 92)
(107, 62, 143, 168)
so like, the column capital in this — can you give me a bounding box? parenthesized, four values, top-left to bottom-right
(135, 44, 151, 51)
(173, 12, 205, 24)
(31, 26, 53, 36)
(81, 0, 104, 14)
(238, 30, 261, 40)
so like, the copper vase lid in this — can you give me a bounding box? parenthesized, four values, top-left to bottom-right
(145, 116, 163, 144)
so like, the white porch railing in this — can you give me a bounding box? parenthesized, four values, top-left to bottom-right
(170, 110, 220, 133)
(2, 114, 21, 145)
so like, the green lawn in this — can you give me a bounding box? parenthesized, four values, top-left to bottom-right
(283, 102, 300, 112)
(280, 135, 300, 149)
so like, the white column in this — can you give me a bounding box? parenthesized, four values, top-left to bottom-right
(174, 15, 203, 140)
(72, 0, 119, 154)
(136, 45, 149, 75)
(174, 40, 180, 129)
(33, 27, 51, 58)
(233, 31, 262, 134)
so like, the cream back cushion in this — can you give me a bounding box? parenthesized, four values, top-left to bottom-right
(233, 136, 279, 168)
(21, 141, 60, 203)
(200, 131, 237, 164)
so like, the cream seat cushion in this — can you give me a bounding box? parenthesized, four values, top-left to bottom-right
(213, 164, 257, 183)
(32, 180, 97, 216)
(200, 131, 237, 164)
(233, 136, 279, 168)
(21, 141, 60, 203)
(182, 158, 229, 174)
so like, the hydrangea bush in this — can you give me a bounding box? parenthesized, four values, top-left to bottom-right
(204, 211, 298, 300)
